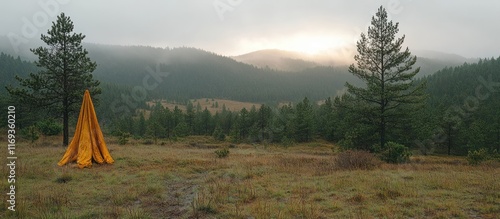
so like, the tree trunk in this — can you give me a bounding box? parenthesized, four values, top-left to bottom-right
(447, 123, 452, 155)
(63, 109, 69, 146)
(380, 119, 386, 149)
(497, 119, 500, 152)
(63, 94, 69, 146)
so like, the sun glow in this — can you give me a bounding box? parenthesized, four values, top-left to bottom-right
(283, 35, 345, 55)
(238, 33, 349, 56)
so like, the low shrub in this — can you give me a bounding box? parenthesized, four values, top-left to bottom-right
(379, 142, 411, 164)
(335, 150, 381, 170)
(214, 148, 229, 158)
(22, 125, 39, 143)
(37, 119, 62, 136)
(467, 148, 488, 165)
(118, 132, 130, 145)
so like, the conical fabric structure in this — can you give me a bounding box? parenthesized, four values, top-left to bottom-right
(58, 90, 114, 168)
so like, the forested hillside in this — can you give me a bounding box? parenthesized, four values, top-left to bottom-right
(84, 45, 358, 102)
(0, 52, 37, 94)
(2, 46, 498, 156)
(109, 57, 500, 157)
(419, 57, 500, 154)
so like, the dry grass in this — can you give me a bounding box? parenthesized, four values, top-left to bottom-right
(0, 136, 499, 218)
(335, 150, 382, 170)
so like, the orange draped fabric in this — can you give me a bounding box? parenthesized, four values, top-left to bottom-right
(58, 90, 114, 168)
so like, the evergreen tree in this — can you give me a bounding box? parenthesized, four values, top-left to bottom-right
(173, 120, 190, 137)
(294, 97, 314, 142)
(6, 13, 99, 146)
(234, 108, 250, 141)
(172, 106, 183, 128)
(200, 107, 213, 135)
(344, 6, 426, 149)
(136, 112, 147, 137)
(277, 103, 295, 143)
(185, 101, 195, 134)
(316, 97, 336, 141)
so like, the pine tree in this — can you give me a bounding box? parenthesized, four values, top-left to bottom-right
(136, 113, 146, 137)
(185, 102, 195, 135)
(344, 6, 426, 149)
(294, 97, 313, 142)
(201, 107, 213, 135)
(316, 97, 335, 141)
(6, 13, 99, 146)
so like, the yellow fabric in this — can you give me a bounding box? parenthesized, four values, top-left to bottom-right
(58, 90, 114, 168)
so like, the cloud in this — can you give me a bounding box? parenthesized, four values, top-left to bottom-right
(1, 0, 499, 58)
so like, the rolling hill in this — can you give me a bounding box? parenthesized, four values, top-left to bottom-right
(0, 35, 483, 105)
(0, 41, 360, 103)
(232, 48, 478, 77)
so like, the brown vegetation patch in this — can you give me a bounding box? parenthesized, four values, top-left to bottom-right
(335, 150, 382, 170)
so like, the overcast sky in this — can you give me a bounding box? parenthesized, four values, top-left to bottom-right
(2, 0, 500, 58)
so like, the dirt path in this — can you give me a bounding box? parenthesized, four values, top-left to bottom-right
(148, 174, 205, 219)
(164, 179, 199, 218)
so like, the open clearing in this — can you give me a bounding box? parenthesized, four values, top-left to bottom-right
(147, 98, 261, 115)
(1, 136, 499, 218)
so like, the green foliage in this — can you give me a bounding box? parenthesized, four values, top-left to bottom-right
(343, 6, 426, 150)
(22, 125, 40, 143)
(37, 119, 62, 136)
(212, 126, 226, 141)
(338, 130, 359, 150)
(118, 132, 131, 145)
(379, 142, 412, 164)
(214, 148, 229, 158)
(173, 121, 190, 137)
(337, 125, 375, 151)
(6, 13, 100, 146)
(280, 136, 294, 147)
(294, 97, 314, 142)
(467, 148, 489, 165)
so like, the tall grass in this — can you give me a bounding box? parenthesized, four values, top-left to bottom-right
(0, 136, 498, 218)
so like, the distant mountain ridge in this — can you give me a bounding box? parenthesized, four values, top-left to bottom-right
(231, 49, 321, 72)
(0, 40, 359, 103)
(0, 34, 491, 104)
(233, 48, 480, 76)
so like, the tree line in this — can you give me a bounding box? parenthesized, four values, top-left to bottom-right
(2, 8, 499, 158)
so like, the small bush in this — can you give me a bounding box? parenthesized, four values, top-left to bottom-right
(467, 148, 488, 165)
(118, 132, 130, 145)
(37, 119, 62, 136)
(335, 150, 381, 170)
(379, 142, 411, 164)
(22, 125, 39, 143)
(214, 148, 229, 158)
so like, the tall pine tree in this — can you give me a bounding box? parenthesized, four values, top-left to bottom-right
(344, 6, 425, 149)
(7, 13, 99, 146)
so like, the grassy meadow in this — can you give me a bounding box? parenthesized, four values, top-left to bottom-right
(1, 135, 499, 218)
